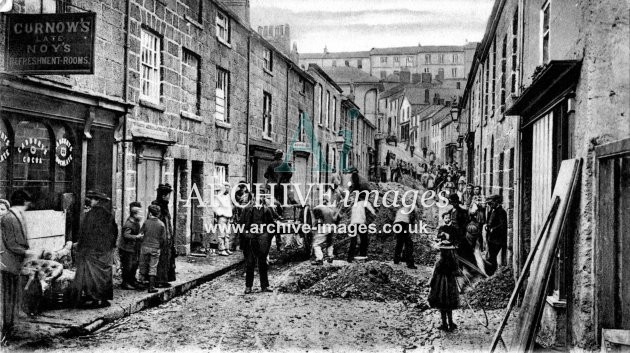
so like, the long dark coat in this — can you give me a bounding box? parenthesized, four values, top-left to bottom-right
(72, 205, 117, 302)
(154, 199, 176, 283)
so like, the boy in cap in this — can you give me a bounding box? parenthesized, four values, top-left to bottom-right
(119, 202, 144, 290)
(139, 204, 167, 293)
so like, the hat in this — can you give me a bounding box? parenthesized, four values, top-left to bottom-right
(487, 194, 502, 202)
(434, 240, 458, 250)
(274, 149, 284, 158)
(86, 190, 110, 201)
(157, 183, 173, 193)
(448, 194, 460, 204)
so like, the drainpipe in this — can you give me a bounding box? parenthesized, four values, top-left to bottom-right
(513, 0, 526, 273)
(245, 34, 251, 183)
(286, 62, 291, 150)
(119, 0, 132, 227)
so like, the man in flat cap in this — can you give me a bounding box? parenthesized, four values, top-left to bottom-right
(72, 190, 118, 308)
(153, 183, 176, 287)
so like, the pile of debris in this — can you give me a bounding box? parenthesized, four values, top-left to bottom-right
(304, 261, 427, 304)
(464, 266, 515, 309)
(277, 266, 341, 293)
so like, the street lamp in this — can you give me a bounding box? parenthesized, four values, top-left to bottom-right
(450, 107, 459, 122)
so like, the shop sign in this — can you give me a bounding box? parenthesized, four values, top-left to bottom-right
(55, 138, 73, 166)
(4, 12, 96, 74)
(17, 137, 49, 164)
(0, 131, 9, 162)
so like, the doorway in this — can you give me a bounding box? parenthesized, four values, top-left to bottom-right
(596, 138, 630, 337)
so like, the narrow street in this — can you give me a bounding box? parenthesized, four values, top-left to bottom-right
(25, 252, 512, 353)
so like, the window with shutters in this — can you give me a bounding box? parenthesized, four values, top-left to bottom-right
(216, 10, 230, 45)
(141, 29, 161, 104)
(216, 67, 229, 121)
(263, 92, 272, 138)
(438, 54, 444, 64)
(452, 53, 459, 63)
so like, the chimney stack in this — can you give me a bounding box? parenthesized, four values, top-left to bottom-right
(400, 71, 411, 83)
(217, 0, 250, 26)
(421, 73, 432, 83)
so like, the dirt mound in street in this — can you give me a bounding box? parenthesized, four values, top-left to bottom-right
(464, 266, 515, 309)
(306, 261, 427, 304)
(278, 261, 429, 306)
(276, 266, 341, 293)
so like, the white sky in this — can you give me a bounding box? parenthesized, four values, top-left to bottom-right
(250, 0, 494, 53)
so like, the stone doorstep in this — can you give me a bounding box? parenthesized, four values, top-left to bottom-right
(14, 255, 244, 347)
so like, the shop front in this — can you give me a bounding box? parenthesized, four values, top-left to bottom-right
(0, 75, 129, 251)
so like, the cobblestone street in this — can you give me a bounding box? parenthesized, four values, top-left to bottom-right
(23, 255, 514, 353)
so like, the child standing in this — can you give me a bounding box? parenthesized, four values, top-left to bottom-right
(428, 240, 460, 331)
(139, 204, 167, 293)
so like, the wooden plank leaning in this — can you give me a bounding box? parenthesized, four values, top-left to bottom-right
(488, 195, 561, 353)
(509, 158, 582, 352)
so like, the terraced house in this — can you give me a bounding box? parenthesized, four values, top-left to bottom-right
(1, 0, 376, 255)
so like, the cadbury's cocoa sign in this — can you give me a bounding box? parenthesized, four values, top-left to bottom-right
(4, 12, 96, 74)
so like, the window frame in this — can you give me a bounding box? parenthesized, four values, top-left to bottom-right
(140, 28, 162, 104)
(182, 48, 201, 115)
(541, 0, 550, 64)
(263, 91, 273, 138)
(263, 47, 273, 72)
(215, 66, 230, 122)
(214, 164, 228, 184)
(216, 9, 231, 45)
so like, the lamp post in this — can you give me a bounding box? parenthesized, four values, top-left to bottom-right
(450, 106, 459, 122)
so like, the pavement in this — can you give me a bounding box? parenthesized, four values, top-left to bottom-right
(6, 252, 244, 350)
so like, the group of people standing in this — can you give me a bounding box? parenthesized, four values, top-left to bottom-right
(72, 183, 177, 307)
(428, 190, 508, 331)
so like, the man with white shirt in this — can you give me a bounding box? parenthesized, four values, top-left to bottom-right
(214, 182, 234, 256)
(347, 193, 376, 262)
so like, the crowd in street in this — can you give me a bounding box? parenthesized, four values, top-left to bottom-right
(1, 152, 506, 339)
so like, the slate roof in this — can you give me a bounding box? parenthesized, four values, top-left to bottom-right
(300, 51, 370, 59)
(322, 66, 381, 84)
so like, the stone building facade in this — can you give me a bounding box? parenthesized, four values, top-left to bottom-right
(300, 44, 477, 90)
(460, 0, 630, 350)
(0, 0, 130, 242)
(2, 0, 374, 256)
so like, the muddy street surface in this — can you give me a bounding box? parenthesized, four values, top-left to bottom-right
(19, 250, 514, 353)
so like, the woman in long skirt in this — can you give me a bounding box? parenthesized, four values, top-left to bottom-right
(428, 240, 460, 331)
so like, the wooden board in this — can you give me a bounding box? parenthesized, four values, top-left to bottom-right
(509, 158, 581, 352)
(23, 210, 66, 252)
